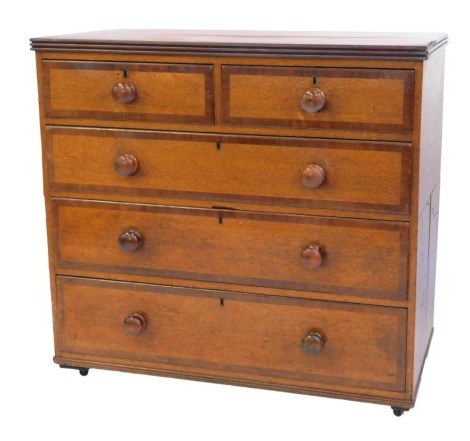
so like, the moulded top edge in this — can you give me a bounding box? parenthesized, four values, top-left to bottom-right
(30, 29, 448, 60)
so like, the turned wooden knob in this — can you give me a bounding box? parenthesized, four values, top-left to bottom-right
(123, 313, 147, 336)
(301, 244, 323, 269)
(118, 229, 143, 253)
(112, 81, 136, 104)
(300, 88, 326, 112)
(114, 154, 139, 176)
(301, 331, 325, 356)
(301, 164, 325, 189)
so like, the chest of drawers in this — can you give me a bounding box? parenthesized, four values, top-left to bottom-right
(31, 30, 447, 416)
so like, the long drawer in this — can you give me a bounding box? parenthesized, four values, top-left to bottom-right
(52, 199, 408, 300)
(47, 127, 411, 214)
(42, 60, 214, 124)
(222, 65, 414, 133)
(56, 276, 407, 392)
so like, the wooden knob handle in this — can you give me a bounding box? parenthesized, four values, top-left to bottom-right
(112, 81, 136, 104)
(114, 154, 139, 176)
(302, 164, 325, 189)
(118, 229, 143, 253)
(123, 313, 147, 337)
(300, 88, 326, 112)
(301, 244, 323, 269)
(301, 331, 325, 356)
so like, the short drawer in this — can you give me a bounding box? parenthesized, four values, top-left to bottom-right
(53, 200, 408, 300)
(57, 277, 406, 392)
(47, 127, 411, 214)
(222, 65, 414, 133)
(42, 60, 213, 124)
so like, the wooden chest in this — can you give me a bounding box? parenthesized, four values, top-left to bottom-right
(31, 30, 447, 416)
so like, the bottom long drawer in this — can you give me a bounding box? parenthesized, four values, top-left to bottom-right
(56, 276, 406, 393)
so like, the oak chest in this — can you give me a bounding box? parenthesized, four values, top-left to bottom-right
(31, 30, 447, 416)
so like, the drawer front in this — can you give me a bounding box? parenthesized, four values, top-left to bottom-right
(222, 65, 414, 132)
(53, 200, 408, 300)
(57, 277, 406, 391)
(43, 61, 213, 124)
(57, 277, 406, 392)
(48, 127, 411, 214)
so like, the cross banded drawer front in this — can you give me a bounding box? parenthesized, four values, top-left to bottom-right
(57, 277, 406, 393)
(53, 199, 408, 300)
(47, 127, 411, 214)
(222, 65, 414, 132)
(42, 60, 214, 123)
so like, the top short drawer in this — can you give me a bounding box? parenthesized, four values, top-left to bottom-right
(42, 61, 214, 124)
(222, 65, 414, 133)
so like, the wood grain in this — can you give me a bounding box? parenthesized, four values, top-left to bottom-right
(47, 127, 411, 215)
(43, 60, 214, 123)
(52, 199, 409, 300)
(222, 65, 414, 132)
(56, 276, 407, 392)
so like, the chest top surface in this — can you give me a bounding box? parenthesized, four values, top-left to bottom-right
(30, 29, 448, 60)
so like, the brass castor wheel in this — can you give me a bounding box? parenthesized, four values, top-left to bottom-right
(391, 406, 409, 417)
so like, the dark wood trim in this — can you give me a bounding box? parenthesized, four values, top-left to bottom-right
(47, 124, 412, 147)
(222, 65, 414, 133)
(47, 126, 412, 215)
(42, 60, 214, 124)
(50, 184, 408, 215)
(52, 198, 409, 300)
(30, 30, 448, 61)
(60, 344, 405, 391)
(399, 229, 410, 297)
(54, 355, 412, 404)
(56, 262, 404, 300)
(223, 65, 413, 80)
(56, 276, 406, 391)
(52, 197, 410, 230)
(402, 71, 415, 133)
(400, 148, 413, 212)
(56, 275, 396, 309)
(29, 46, 443, 61)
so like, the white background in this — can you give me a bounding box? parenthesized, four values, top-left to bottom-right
(2, 1, 468, 439)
